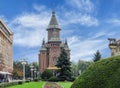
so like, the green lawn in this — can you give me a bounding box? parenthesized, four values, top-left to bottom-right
(7, 81, 45, 88)
(58, 82, 73, 88)
(7, 81, 73, 88)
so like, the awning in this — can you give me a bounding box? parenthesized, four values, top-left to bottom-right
(47, 66, 61, 70)
(0, 71, 12, 75)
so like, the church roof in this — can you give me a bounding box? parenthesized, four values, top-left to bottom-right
(48, 11, 60, 29)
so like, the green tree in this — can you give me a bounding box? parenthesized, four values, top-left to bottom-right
(71, 62, 78, 77)
(12, 61, 23, 79)
(77, 60, 92, 74)
(93, 50, 101, 62)
(56, 49, 71, 80)
(41, 69, 53, 80)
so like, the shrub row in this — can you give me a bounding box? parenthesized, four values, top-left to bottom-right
(47, 76, 75, 82)
(0, 80, 31, 88)
(0, 81, 22, 88)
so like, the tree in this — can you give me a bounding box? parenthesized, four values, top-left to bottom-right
(93, 50, 101, 62)
(41, 69, 53, 80)
(77, 60, 92, 75)
(71, 62, 78, 77)
(12, 61, 23, 79)
(56, 49, 71, 80)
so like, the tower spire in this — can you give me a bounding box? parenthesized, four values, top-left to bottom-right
(47, 11, 60, 29)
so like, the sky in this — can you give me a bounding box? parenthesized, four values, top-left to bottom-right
(0, 0, 120, 63)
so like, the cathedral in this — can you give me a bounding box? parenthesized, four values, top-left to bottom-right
(108, 38, 120, 56)
(38, 11, 70, 73)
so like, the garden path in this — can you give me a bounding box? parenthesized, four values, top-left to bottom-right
(44, 82, 63, 88)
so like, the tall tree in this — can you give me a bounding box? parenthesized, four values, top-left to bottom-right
(56, 49, 71, 80)
(93, 50, 101, 62)
(71, 62, 78, 77)
(77, 60, 92, 74)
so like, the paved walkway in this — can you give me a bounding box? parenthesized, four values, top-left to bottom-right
(44, 82, 63, 88)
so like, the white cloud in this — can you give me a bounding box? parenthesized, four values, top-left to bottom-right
(60, 12, 98, 27)
(33, 4, 47, 12)
(59, 0, 98, 27)
(66, 0, 94, 13)
(107, 18, 120, 26)
(9, 12, 50, 47)
(68, 36, 107, 62)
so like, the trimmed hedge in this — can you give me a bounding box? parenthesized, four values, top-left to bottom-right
(71, 55, 120, 88)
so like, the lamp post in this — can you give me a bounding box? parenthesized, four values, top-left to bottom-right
(30, 65, 34, 80)
(34, 68, 37, 79)
(21, 59, 27, 81)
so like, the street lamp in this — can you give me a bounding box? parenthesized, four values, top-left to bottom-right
(34, 68, 37, 79)
(30, 65, 34, 80)
(21, 59, 27, 81)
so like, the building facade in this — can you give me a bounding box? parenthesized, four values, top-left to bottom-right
(0, 19, 13, 74)
(108, 38, 120, 56)
(39, 11, 70, 73)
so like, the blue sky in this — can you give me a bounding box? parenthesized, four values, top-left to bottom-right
(0, 0, 120, 63)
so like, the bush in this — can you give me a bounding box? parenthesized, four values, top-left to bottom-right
(18, 81, 23, 85)
(71, 55, 120, 88)
(41, 69, 53, 80)
(48, 76, 59, 82)
(0, 82, 18, 87)
(58, 76, 66, 81)
(67, 77, 76, 82)
(33, 78, 39, 82)
(25, 80, 30, 83)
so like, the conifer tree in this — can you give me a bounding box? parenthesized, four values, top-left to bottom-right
(56, 48, 71, 80)
(93, 50, 101, 62)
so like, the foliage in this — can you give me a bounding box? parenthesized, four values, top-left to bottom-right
(56, 49, 72, 80)
(0, 81, 24, 87)
(12, 61, 23, 79)
(71, 62, 78, 77)
(93, 50, 101, 62)
(67, 77, 76, 82)
(71, 55, 120, 88)
(41, 69, 53, 80)
(71, 60, 92, 77)
(33, 78, 39, 82)
(18, 81, 23, 85)
(48, 76, 59, 82)
(77, 60, 92, 74)
(12, 61, 39, 79)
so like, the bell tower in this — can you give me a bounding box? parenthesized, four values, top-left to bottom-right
(47, 11, 62, 67)
(39, 11, 70, 73)
(47, 11, 61, 42)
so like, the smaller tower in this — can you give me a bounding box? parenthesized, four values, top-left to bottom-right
(39, 39, 48, 73)
(64, 39, 70, 59)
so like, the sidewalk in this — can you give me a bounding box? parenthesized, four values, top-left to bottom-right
(44, 82, 63, 88)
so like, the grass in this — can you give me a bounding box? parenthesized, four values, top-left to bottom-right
(7, 81, 45, 88)
(58, 82, 73, 88)
(7, 81, 73, 88)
